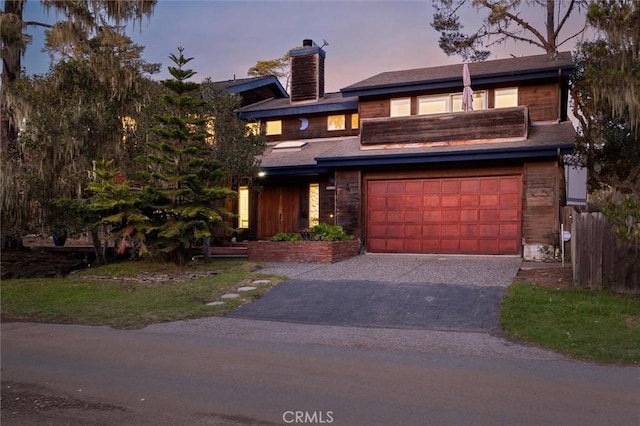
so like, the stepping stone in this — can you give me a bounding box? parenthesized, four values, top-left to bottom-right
(237, 286, 256, 292)
(252, 279, 271, 285)
(206, 301, 224, 306)
(221, 293, 240, 299)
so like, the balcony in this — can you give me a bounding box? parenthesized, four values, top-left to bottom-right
(360, 106, 529, 148)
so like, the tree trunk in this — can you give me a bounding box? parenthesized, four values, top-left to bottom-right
(202, 237, 211, 261)
(90, 227, 107, 266)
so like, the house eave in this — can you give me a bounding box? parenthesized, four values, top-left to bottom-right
(240, 100, 358, 120)
(315, 143, 575, 168)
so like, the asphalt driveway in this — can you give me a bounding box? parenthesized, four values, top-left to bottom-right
(230, 254, 522, 332)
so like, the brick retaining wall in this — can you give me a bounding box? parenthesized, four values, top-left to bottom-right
(248, 240, 359, 263)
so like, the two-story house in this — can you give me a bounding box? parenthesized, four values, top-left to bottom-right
(239, 40, 575, 260)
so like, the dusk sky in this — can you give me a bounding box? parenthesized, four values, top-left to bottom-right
(19, 0, 589, 93)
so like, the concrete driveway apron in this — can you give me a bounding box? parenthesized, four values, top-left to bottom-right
(229, 254, 522, 332)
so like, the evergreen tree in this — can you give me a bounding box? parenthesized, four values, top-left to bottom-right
(139, 48, 233, 265)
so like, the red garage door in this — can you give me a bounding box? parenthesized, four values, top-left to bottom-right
(367, 176, 522, 255)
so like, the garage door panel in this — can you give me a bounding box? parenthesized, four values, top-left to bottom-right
(460, 179, 479, 193)
(460, 239, 480, 252)
(480, 194, 499, 206)
(405, 196, 422, 210)
(500, 177, 520, 192)
(367, 175, 521, 255)
(423, 210, 441, 222)
(423, 195, 440, 207)
(442, 195, 460, 207)
(405, 211, 422, 223)
(500, 223, 519, 237)
(387, 211, 403, 222)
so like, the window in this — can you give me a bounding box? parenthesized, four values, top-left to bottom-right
(246, 122, 261, 136)
(238, 186, 249, 228)
(309, 183, 319, 228)
(494, 88, 518, 108)
(351, 113, 359, 129)
(451, 92, 486, 112)
(266, 120, 282, 135)
(418, 96, 449, 115)
(390, 98, 411, 117)
(327, 115, 345, 131)
(419, 91, 487, 115)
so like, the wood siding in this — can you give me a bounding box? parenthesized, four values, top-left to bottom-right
(361, 106, 528, 146)
(522, 161, 559, 244)
(359, 82, 562, 124)
(335, 170, 361, 236)
(519, 83, 559, 122)
(290, 54, 324, 102)
(266, 114, 358, 142)
(360, 99, 390, 119)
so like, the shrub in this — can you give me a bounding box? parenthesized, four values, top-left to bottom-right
(310, 223, 354, 241)
(271, 232, 303, 241)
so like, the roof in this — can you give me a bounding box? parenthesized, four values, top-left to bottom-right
(239, 92, 358, 119)
(211, 76, 288, 107)
(259, 122, 576, 175)
(341, 52, 574, 97)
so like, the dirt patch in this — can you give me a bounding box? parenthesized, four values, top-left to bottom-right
(514, 264, 573, 289)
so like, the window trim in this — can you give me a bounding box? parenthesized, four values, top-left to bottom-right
(265, 120, 282, 136)
(390, 98, 411, 117)
(327, 114, 346, 131)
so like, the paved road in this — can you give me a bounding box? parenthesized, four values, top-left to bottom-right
(231, 255, 521, 331)
(2, 321, 639, 426)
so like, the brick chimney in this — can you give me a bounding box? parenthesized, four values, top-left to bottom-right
(289, 39, 325, 102)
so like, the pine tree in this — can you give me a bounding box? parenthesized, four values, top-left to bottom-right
(139, 48, 234, 265)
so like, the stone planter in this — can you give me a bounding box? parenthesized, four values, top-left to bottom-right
(248, 240, 359, 264)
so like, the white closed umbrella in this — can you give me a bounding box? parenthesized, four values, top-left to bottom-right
(462, 63, 473, 111)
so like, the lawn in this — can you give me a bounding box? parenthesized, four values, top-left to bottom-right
(500, 282, 640, 365)
(1, 259, 283, 329)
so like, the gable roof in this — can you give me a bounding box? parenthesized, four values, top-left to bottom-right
(211, 76, 288, 107)
(341, 52, 574, 97)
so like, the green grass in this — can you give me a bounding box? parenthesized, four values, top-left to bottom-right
(500, 282, 640, 365)
(1, 260, 282, 329)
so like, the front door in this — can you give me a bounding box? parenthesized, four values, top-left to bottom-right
(257, 186, 301, 239)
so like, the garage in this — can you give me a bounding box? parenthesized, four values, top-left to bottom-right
(367, 175, 522, 255)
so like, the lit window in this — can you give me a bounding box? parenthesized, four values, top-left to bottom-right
(121, 116, 137, 143)
(246, 122, 261, 136)
(238, 186, 249, 228)
(451, 91, 486, 112)
(266, 120, 282, 135)
(205, 117, 215, 144)
(418, 96, 449, 115)
(390, 98, 411, 117)
(494, 88, 518, 108)
(309, 183, 319, 228)
(351, 113, 359, 129)
(327, 115, 346, 131)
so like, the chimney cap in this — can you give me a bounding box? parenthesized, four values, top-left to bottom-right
(303, 39, 313, 47)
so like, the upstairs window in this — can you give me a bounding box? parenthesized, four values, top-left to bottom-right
(451, 91, 487, 112)
(390, 98, 411, 117)
(351, 113, 359, 129)
(418, 96, 449, 115)
(246, 122, 261, 136)
(327, 115, 346, 131)
(494, 88, 518, 108)
(266, 120, 282, 135)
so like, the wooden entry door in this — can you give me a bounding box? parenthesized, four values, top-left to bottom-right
(258, 186, 301, 239)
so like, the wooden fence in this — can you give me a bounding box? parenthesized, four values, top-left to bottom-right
(570, 208, 640, 293)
